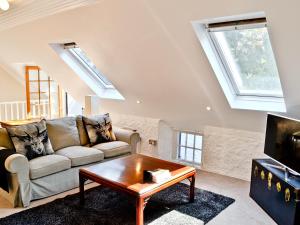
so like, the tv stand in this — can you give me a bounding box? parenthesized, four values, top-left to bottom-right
(250, 159, 300, 225)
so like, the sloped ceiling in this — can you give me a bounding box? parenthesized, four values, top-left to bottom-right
(0, 0, 299, 132)
(0, 0, 101, 31)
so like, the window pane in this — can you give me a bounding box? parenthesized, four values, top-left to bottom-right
(39, 71, 48, 80)
(179, 147, 186, 159)
(194, 150, 202, 164)
(39, 82, 49, 93)
(29, 70, 39, 81)
(71, 48, 113, 87)
(213, 27, 283, 97)
(187, 134, 194, 147)
(195, 135, 203, 149)
(180, 132, 186, 146)
(186, 148, 194, 162)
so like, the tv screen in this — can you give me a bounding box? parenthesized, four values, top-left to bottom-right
(264, 114, 300, 175)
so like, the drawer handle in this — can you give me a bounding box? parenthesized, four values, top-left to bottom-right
(285, 188, 291, 202)
(268, 173, 272, 190)
(261, 170, 265, 180)
(276, 182, 281, 192)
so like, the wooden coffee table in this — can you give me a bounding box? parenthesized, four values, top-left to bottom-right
(79, 154, 196, 225)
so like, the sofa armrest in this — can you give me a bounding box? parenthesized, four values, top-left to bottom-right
(5, 154, 29, 174)
(4, 154, 31, 207)
(114, 127, 141, 153)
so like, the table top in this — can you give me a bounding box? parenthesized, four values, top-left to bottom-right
(80, 154, 195, 195)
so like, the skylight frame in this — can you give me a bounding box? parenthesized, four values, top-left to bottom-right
(68, 47, 114, 89)
(191, 12, 286, 112)
(207, 22, 283, 98)
(50, 43, 124, 100)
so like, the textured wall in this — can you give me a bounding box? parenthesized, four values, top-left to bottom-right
(110, 113, 160, 154)
(110, 113, 266, 181)
(202, 126, 266, 181)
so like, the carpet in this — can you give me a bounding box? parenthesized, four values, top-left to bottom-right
(0, 183, 235, 225)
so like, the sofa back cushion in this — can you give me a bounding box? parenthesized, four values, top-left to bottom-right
(76, 115, 90, 146)
(0, 128, 15, 150)
(46, 117, 80, 151)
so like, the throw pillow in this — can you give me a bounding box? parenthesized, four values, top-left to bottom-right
(83, 114, 116, 146)
(6, 120, 54, 160)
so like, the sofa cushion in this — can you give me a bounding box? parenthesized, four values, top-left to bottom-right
(6, 120, 54, 160)
(55, 146, 104, 167)
(29, 154, 71, 179)
(76, 115, 90, 146)
(46, 117, 80, 151)
(83, 114, 117, 146)
(93, 141, 131, 158)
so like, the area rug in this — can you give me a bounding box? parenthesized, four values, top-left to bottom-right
(0, 183, 235, 225)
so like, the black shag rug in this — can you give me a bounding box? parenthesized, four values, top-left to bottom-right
(0, 183, 235, 225)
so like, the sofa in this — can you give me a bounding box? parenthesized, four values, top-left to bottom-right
(0, 116, 140, 207)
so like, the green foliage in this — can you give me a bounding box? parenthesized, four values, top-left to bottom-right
(218, 27, 281, 94)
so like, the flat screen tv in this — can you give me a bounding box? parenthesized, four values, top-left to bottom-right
(264, 114, 300, 175)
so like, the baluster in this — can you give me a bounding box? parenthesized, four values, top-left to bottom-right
(38, 103, 41, 118)
(4, 104, 7, 121)
(32, 104, 36, 118)
(10, 103, 13, 120)
(16, 102, 20, 120)
(43, 101, 46, 117)
(22, 102, 26, 120)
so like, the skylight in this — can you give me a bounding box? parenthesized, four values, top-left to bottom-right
(50, 43, 124, 100)
(192, 13, 286, 112)
(68, 47, 114, 89)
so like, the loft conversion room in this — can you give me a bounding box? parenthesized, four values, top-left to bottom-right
(0, 1, 299, 225)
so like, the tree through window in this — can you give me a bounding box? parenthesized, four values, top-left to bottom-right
(208, 18, 283, 97)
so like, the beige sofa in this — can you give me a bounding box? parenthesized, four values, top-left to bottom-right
(0, 116, 140, 207)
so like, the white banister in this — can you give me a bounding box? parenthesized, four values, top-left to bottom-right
(22, 102, 26, 119)
(0, 100, 50, 122)
(16, 102, 19, 120)
(4, 104, 7, 121)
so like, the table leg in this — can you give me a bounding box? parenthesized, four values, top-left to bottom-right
(136, 197, 145, 225)
(189, 174, 195, 203)
(79, 173, 86, 205)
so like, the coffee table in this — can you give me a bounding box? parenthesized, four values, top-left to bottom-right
(79, 154, 196, 225)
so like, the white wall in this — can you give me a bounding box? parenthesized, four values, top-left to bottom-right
(202, 126, 266, 181)
(0, 0, 294, 181)
(157, 120, 175, 161)
(109, 113, 160, 154)
(0, 66, 25, 102)
(1, 0, 292, 133)
(110, 112, 265, 181)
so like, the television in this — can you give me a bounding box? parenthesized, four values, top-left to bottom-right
(264, 114, 300, 175)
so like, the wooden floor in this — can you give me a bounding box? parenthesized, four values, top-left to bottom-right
(0, 170, 276, 225)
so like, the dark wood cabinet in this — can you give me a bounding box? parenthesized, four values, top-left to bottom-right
(250, 159, 300, 225)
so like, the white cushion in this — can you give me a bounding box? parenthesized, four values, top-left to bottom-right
(29, 155, 71, 179)
(55, 146, 104, 167)
(93, 141, 131, 158)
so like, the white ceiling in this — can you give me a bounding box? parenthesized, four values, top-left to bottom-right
(0, 0, 100, 31)
(0, 0, 299, 133)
